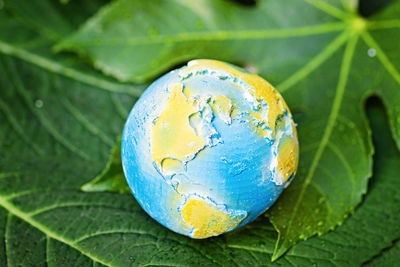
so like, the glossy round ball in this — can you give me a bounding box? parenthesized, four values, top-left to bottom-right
(122, 59, 299, 238)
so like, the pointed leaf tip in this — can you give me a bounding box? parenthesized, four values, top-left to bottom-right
(271, 233, 290, 262)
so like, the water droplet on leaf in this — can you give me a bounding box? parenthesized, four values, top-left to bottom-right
(368, 48, 377, 57)
(35, 99, 43, 108)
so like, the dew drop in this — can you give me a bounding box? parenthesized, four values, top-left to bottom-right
(35, 99, 43, 108)
(317, 221, 323, 226)
(368, 48, 377, 57)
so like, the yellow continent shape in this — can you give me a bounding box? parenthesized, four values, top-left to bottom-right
(181, 196, 245, 238)
(151, 83, 205, 168)
(181, 59, 290, 137)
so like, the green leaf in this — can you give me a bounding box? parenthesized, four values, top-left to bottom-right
(56, 0, 349, 83)
(1, 0, 400, 265)
(81, 138, 131, 194)
(365, 240, 400, 266)
(56, 0, 400, 258)
(0, 0, 143, 97)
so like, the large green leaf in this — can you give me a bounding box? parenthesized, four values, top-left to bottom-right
(1, 0, 400, 265)
(56, 0, 400, 258)
(56, 0, 349, 83)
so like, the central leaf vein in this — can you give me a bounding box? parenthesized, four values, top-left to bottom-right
(63, 23, 346, 46)
(273, 33, 359, 258)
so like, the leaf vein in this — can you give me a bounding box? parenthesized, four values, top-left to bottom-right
(273, 33, 359, 258)
(0, 40, 141, 96)
(75, 231, 223, 267)
(0, 197, 113, 266)
(27, 202, 141, 218)
(2, 57, 91, 160)
(45, 235, 50, 266)
(60, 98, 114, 147)
(4, 213, 11, 267)
(362, 31, 400, 86)
(284, 256, 298, 266)
(326, 141, 356, 183)
(0, 97, 45, 155)
(367, 19, 400, 30)
(228, 244, 339, 262)
(278, 31, 350, 93)
(61, 23, 346, 47)
(0, 172, 20, 180)
(111, 93, 130, 119)
(303, 0, 348, 20)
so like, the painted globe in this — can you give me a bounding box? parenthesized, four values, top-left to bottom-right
(122, 59, 299, 238)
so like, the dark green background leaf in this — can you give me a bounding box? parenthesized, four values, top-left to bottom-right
(0, 0, 399, 265)
(365, 239, 400, 266)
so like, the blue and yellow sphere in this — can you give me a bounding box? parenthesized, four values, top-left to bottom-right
(122, 59, 299, 238)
